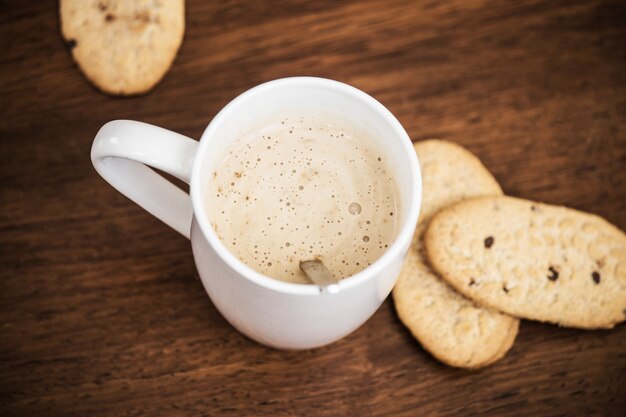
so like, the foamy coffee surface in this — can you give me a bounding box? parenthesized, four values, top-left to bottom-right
(206, 111, 401, 284)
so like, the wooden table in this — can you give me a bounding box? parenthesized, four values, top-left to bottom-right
(1, 1, 625, 415)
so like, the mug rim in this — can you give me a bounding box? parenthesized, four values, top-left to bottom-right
(190, 76, 421, 295)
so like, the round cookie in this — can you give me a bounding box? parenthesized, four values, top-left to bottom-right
(425, 196, 626, 329)
(394, 239, 519, 368)
(393, 140, 519, 368)
(60, 0, 185, 95)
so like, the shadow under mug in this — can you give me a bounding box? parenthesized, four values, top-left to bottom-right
(91, 77, 422, 349)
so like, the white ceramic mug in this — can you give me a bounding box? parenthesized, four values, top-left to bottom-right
(91, 77, 421, 349)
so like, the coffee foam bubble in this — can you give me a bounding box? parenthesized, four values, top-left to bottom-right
(206, 112, 401, 284)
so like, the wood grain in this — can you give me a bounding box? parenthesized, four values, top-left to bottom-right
(1, 0, 625, 416)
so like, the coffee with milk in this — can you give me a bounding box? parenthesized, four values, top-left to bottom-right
(205, 110, 401, 284)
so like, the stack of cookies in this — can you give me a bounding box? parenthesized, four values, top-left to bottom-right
(393, 140, 626, 369)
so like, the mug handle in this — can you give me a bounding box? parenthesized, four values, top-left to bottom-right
(91, 120, 199, 239)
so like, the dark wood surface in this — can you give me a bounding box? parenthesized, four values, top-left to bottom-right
(1, 1, 625, 416)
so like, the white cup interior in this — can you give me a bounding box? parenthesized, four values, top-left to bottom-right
(190, 77, 421, 294)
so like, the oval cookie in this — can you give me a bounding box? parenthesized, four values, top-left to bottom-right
(60, 0, 185, 95)
(425, 196, 626, 329)
(393, 140, 519, 368)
